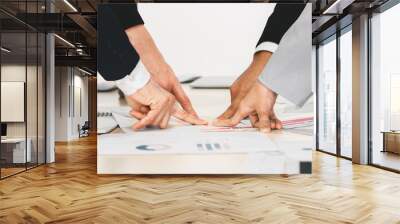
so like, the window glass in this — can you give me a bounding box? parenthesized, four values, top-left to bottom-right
(0, 1, 46, 178)
(1, 10, 28, 178)
(371, 3, 400, 171)
(26, 0, 39, 167)
(318, 36, 337, 154)
(340, 29, 352, 158)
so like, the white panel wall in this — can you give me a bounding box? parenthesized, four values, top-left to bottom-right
(1, 65, 27, 138)
(138, 3, 275, 77)
(1, 82, 25, 122)
(55, 67, 69, 141)
(54, 67, 89, 141)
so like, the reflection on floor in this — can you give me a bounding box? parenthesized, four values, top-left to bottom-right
(341, 147, 352, 159)
(373, 150, 400, 171)
(0, 167, 25, 178)
(0, 162, 43, 179)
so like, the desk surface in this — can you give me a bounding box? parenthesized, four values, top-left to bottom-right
(1, 138, 27, 143)
(98, 84, 314, 122)
(97, 85, 313, 174)
(381, 131, 400, 134)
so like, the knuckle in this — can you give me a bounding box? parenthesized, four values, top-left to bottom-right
(230, 83, 239, 92)
(239, 105, 251, 114)
(147, 117, 156, 124)
(182, 112, 190, 119)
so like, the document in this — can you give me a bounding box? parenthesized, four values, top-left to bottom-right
(97, 107, 313, 175)
(99, 128, 279, 155)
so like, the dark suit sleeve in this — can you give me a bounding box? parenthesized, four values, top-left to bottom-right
(97, 3, 144, 81)
(256, 4, 306, 52)
(109, 3, 144, 30)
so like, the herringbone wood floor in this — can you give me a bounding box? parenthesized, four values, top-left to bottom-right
(1, 135, 400, 224)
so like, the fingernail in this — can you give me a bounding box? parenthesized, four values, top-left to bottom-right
(261, 128, 271, 133)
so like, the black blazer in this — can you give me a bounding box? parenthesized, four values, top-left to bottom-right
(257, 4, 306, 48)
(97, 3, 144, 81)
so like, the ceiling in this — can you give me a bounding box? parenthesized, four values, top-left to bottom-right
(0, 0, 393, 71)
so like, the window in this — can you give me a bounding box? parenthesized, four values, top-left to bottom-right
(370, 2, 400, 171)
(339, 28, 352, 158)
(0, 1, 47, 179)
(316, 25, 353, 159)
(317, 36, 337, 154)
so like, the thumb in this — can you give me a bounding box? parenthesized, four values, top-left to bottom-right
(213, 107, 248, 127)
(217, 105, 236, 120)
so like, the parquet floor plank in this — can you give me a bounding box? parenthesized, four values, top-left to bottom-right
(1, 135, 400, 223)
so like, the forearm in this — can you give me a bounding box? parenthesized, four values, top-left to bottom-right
(240, 51, 273, 81)
(249, 51, 272, 76)
(125, 25, 168, 75)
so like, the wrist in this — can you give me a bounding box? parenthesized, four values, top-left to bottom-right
(140, 52, 168, 75)
(147, 59, 170, 76)
(252, 51, 272, 68)
(115, 61, 151, 96)
(239, 51, 272, 80)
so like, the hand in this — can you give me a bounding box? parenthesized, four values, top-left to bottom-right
(125, 25, 200, 119)
(218, 68, 259, 119)
(126, 79, 207, 130)
(218, 51, 272, 119)
(150, 64, 199, 117)
(126, 79, 175, 130)
(213, 81, 282, 132)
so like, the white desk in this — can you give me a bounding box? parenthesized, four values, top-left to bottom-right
(1, 137, 31, 163)
(97, 85, 313, 174)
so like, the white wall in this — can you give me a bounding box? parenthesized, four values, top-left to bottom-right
(72, 73, 89, 138)
(1, 65, 38, 138)
(1, 63, 46, 164)
(138, 3, 275, 77)
(54, 67, 89, 141)
(1, 65, 26, 139)
(55, 67, 68, 141)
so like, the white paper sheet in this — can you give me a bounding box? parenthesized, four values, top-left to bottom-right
(98, 129, 278, 155)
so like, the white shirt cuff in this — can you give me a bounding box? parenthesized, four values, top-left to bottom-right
(115, 60, 151, 96)
(255, 41, 279, 54)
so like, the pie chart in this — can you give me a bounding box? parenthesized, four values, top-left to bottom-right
(136, 144, 170, 151)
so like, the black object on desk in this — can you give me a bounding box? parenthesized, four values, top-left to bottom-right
(1, 123, 7, 137)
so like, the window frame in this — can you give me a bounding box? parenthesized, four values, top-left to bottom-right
(315, 24, 353, 160)
(367, 0, 400, 173)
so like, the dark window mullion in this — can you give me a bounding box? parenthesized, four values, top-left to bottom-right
(336, 30, 341, 157)
(36, 0, 39, 168)
(316, 44, 320, 150)
(0, 23, 2, 179)
(367, 11, 373, 165)
(25, 0, 28, 171)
